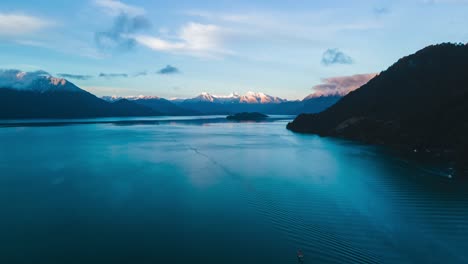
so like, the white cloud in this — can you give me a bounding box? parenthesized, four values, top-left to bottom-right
(0, 13, 52, 36)
(178, 9, 384, 63)
(94, 0, 145, 16)
(133, 22, 232, 57)
(184, 10, 381, 36)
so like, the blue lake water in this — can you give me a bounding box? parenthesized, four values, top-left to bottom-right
(0, 116, 467, 263)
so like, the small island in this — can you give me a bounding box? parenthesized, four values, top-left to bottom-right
(226, 112, 269, 121)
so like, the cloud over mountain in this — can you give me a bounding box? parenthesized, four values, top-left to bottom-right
(305, 73, 377, 99)
(0, 69, 82, 93)
(0, 69, 49, 89)
(57, 73, 93, 80)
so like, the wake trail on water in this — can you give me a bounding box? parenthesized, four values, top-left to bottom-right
(169, 135, 379, 263)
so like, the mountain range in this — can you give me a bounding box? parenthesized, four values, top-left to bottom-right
(287, 43, 468, 172)
(102, 92, 341, 115)
(0, 70, 340, 118)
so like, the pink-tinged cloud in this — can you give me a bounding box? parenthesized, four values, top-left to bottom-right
(305, 73, 377, 99)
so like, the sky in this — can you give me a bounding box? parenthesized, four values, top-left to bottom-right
(0, 0, 467, 100)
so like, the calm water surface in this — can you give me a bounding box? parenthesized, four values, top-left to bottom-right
(0, 116, 467, 263)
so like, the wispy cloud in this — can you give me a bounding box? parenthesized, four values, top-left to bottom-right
(99, 73, 128, 78)
(184, 10, 382, 39)
(321, 48, 354, 66)
(94, 0, 145, 16)
(95, 13, 151, 51)
(134, 22, 231, 57)
(308, 73, 377, 98)
(59, 67, 181, 80)
(57, 73, 93, 80)
(94, 0, 151, 52)
(158, 65, 180, 74)
(133, 71, 148, 77)
(0, 13, 52, 36)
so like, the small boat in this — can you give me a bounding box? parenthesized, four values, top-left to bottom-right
(297, 249, 304, 262)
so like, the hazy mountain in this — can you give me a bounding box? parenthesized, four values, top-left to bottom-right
(0, 70, 158, 119)
(300, 95, 342, 114)
(102, 95, 198, 116)
(287, 43, 468, 170)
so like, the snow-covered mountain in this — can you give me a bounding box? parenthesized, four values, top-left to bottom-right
(181, 92, 287, 104)
(101, 91, 340, 115)
(102, 95, 161, 102)
(0, 69, 81, 93)
(0, 69, 158, 118)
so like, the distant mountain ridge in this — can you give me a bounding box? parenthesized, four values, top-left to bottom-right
(104, 92, 288, 104)
(102, 92, 341, 115)
(0, 69, 342, 118)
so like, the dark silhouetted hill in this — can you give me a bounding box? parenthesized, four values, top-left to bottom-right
(133, 98, 199, 115)
(0, 89, 158, 119)
(287, 43, 468, 171)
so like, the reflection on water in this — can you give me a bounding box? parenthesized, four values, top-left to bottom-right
(0, 115, 293, 128)
(0, 117, 467, 263)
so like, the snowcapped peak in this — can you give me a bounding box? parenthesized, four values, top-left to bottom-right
(16, 71, 27, 79)
(240, 91, 286, 104)
(0, 69, 81, 93)
(49, 77, 67, 86)
(192, 92, 216, 102)
(246, 91, 265, 96)
(101, 95, 161, 102)
(136, 95, 160, 100)
(184, 91, 287, 104)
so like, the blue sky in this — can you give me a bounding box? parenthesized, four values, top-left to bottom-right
(0, 0, 467, 99)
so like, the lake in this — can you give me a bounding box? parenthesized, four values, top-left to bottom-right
(0, 116, 467, 263)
